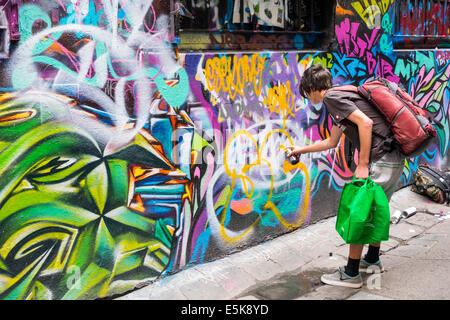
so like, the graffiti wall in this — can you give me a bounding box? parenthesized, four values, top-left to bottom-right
(0, 0, 448, 299)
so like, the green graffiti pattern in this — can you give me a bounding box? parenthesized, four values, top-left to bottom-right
(0, 91, 173, 300)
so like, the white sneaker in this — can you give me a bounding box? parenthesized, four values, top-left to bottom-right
(359, 258, 384, 273)
(320, 266, 363, 288)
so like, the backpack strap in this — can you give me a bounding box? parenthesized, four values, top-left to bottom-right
(329, 85, 396, 153)
(328, 85, 359, 93)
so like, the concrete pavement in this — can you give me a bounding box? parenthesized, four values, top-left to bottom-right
(116, 186, 450, 300)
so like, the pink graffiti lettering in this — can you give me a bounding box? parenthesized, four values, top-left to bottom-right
(376, 56, 400, 83)
(335, 18, 381, 58)
(436, 52, 450, 67)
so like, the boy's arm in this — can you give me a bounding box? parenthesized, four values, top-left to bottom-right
(288, 125, 342, 155)
(288, 109, 373, 179)
(346, 109, 373, 179)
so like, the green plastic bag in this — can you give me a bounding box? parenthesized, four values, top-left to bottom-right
(361, 182, 390, 244)
(336, 177, 390, 244)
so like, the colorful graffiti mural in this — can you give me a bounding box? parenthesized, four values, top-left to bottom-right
(0, 0, 448, 299)
(0, 0, 189, 300)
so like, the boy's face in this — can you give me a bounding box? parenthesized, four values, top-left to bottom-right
(306, 90, 324, 105)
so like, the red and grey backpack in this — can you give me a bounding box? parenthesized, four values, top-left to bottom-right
(331, 78, 437, 157)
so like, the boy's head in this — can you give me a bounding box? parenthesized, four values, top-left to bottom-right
(299, 64, 333, 100)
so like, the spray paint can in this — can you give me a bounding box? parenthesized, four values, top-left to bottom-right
(286, 149, 300, 165)
(391, 210, 402, 224)
(402, 207, 417, 219)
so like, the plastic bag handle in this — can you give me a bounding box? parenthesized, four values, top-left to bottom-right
(351, 176, 373, 187)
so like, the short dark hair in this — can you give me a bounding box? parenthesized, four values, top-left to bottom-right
(299, 64, 333, 98)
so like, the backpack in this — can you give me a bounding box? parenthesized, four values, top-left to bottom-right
(331, 78, 437, 157)
(411, 164, 450, 204)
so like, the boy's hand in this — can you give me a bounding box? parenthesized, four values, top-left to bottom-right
(286, 146, 303, 158)
(354, 164, 369, 180)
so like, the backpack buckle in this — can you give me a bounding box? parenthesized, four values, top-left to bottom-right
(383, 138, 395, 152)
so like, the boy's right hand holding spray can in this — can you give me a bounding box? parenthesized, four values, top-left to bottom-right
(286, 146, 301, 165)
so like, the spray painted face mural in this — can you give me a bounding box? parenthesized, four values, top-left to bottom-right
(0, 90, 182, 300)
(0, 0, 197, 300)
